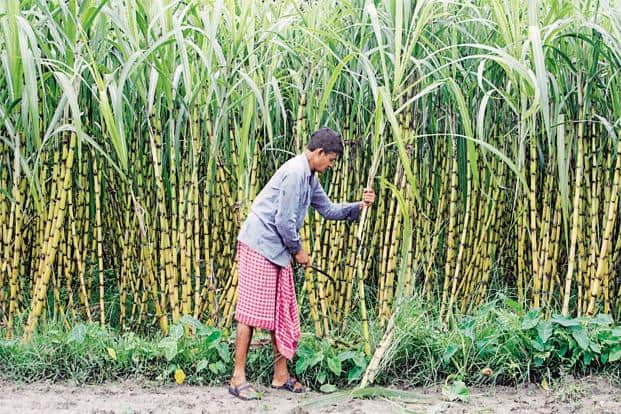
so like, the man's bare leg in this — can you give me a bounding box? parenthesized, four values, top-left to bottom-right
(271, 331, 304, 391)
(229, 322, 257, 398)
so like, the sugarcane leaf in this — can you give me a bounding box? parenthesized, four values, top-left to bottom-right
(447, 78, 479, 188)
(316, 54, 354, 128)
(528, 0, 551, 142)
(81, 0, 109, 31)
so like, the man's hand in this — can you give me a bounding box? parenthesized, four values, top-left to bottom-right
(294, 249, 311, 267)
(359, 188, 376, 209)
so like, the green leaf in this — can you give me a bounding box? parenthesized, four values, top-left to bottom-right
(550, 315, 581, 327)
(158, 337, 178, 362)
(295, 356, 311, 375)
(521, 310, 541, 330)
(216, 342, 230, 363)
(348, 365, 364, 383)
(180, 316, 204, 330)
(196, 360, 209, 372)
(327, 356, 342, 376)
(571, 329, 590, 350)
(203, 330, 222, 348)
(169, 324, 184, 341)
(442, 380, 469, 402)
(317, 370, 326, 384)
(443, 344, 459, 364)
(309, 352, 324, 368)
(337, 351, 356, 362)
(589, 343, 601, 354)
(165, 364, 178, 376)
(531, 338, 545, 352)
(502, 296, 524, 314)
(537, 321, 554, 343)
(68, 323, 87, 344)
(209, 361, 226, 374)
(608, 346, 621, 362)
(320, 384, 337, 394)
(527, 2, 551, 143)
(558, 343, 569, 357)
(81, 0, 109, 31)
(352, 353, 367, 369)
(589, 314, 613, 326)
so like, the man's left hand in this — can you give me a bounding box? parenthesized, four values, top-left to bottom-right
(359, 188, 376, 209)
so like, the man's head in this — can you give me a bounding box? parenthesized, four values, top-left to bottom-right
(306, 127, 343, 174)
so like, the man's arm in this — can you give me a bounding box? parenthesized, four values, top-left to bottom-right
(311, 183, 364, 220)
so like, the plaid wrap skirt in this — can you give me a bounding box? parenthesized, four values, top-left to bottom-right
(234, 242, 301, 360)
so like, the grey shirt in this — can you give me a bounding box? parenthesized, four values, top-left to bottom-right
(238, 154, 360, 267)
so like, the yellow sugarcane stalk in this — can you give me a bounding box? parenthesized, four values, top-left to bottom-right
(6, 166, 23, 335)
(529, 132, 541, 309)
(446, 165, 472, 321)
(24, 132, 77, 339)
(439, 137, 459, 320)
(586, 134, 621, 315)
(91, 149, 105, 326)
(562, 116, 585, 315)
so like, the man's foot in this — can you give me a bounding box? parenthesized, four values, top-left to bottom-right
(271, 376, 306, 393)
(228, 382, 260, 400)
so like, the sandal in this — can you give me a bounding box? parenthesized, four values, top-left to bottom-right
(271, 376, 306, 394)
(228, 382, 260, 401)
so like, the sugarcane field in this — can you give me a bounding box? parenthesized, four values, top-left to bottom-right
(2, 0, 621, 413)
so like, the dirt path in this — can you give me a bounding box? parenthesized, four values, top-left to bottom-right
(1, 376, 620, 413)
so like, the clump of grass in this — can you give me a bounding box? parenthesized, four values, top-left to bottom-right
(3, 294, 621, 389)
(368, 293, 621, 387)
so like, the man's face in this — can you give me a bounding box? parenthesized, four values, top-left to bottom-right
(316, 150, 338, 174)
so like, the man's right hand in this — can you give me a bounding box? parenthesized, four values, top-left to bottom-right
(294, 249, 311, 267)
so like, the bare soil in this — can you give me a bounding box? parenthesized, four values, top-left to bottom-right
(0, 375, 620, 413)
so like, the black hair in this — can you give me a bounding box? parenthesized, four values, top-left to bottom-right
(307, 127, 344, 156)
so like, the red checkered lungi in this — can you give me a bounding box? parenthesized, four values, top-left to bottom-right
(235, 242, 301, 360)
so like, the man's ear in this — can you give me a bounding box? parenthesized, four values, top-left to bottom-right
(316, 148, 325, 156)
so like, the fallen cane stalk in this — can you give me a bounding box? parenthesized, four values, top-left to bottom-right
(358, 304, 397, 388)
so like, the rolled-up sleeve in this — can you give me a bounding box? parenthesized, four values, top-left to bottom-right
(311, 184, 360, 221)
(274, 172, 303, 254)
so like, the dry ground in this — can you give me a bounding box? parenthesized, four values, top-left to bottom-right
(1, 375, 620, 413)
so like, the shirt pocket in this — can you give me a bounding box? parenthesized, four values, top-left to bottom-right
(301, 181, 311, 209)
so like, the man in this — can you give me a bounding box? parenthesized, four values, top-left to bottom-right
(228, 127, 375, 400)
